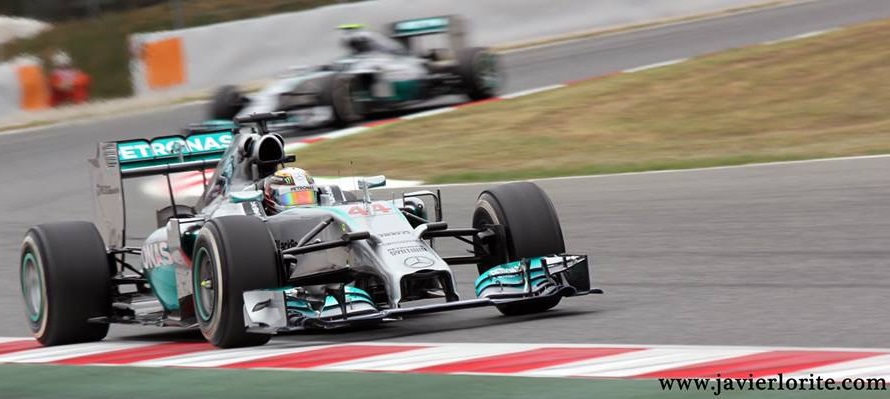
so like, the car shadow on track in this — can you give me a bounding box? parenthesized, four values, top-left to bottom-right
(112, 308, 600, 345)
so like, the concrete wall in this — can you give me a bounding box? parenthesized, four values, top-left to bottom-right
(129, 0, 778, 96)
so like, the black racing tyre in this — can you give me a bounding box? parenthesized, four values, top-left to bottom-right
(209, 85, 246, 120)
(472, 182, 566, 273)
(321, 74, 366, 126)
(192, 216, 280, 348)
(20, 222, 112, 345)
(457, 47, 501, 100)
(472, 182, 566, 316)
(156, 205, 196, 228)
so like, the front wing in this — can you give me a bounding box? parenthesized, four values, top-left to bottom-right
(242, 255, 600, 334)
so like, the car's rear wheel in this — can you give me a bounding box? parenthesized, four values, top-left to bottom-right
(458, 47, 501, 100)
(472, 182, 566, 316)
(20, 222, 112, 345)
(192, 216, 280, 348)
(209, 85, 247, 120)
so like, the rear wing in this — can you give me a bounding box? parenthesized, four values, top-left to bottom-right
(389, 15, 467, 53)
(116, 130, 233, 177)
(89, 127, 235, 247)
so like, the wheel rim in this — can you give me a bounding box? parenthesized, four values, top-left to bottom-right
(475, 53, 500, 91)
(193, 247, 216, 322)
(472, 203, 504, 272)
(20, 252, 43, 323)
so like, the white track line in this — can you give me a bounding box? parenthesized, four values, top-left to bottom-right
(623, 58, 688, 73)
(522, 347, 764, 378)
(762, 28, 837, 45)
(400, 107, 458, 120)
(0, 341, 149, 364)
(135, 343, 334, 368)
(501, 84, 567, 99)
(319, 126, 371, 140)
(787, 354, 890, 379)
(315, 343, 538, 372)
(284, 142, 312, 152)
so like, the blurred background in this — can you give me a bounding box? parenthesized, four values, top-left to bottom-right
(0, 0, 365, 99)
(2, 0, 364, 24)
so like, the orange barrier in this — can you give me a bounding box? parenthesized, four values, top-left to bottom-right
(143, 37, 186, 89)
(16, 63, 50, 111)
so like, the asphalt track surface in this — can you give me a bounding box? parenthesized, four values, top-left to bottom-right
(0, 0, 888, 347)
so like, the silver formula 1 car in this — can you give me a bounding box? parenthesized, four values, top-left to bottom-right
(208, 16, 501, 129)
(19, 113, 597, 348)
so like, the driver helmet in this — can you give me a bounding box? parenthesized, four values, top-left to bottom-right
(51, 50, 72, 68)
(339, 24, 374, 54)
(263, 167, 318, 214)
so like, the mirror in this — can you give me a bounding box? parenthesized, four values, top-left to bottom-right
(357, 175, 387, 189)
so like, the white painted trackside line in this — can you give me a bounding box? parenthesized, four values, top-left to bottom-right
(623, 58, 688, 73)
(762, 28, 838, 45)
(315, 343, 539, 372)
(319, 126, 371, 140)
(400, 107, 458, 120)
(793, 29, 836, 40)
(135, 343, 336, 368)
(284, 142, 312, 152)
(0, 341, 149, 363)
(501, 84, 567, 99)
(284, 126, 372, 152)
(787, 354, 890, 380)
(522, 347, 764, 378)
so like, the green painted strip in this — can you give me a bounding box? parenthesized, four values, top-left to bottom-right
(0, 364, 884, 399)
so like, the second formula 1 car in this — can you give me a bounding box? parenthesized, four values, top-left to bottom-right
(208, 15, 502, 129)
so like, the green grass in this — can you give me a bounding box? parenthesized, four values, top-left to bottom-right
(293, 18, 890, 183)
(0, 364, 885, 399)
(1, 0, 349, 99)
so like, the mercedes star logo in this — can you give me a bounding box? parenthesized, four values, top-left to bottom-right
(404, 256, 435, 268)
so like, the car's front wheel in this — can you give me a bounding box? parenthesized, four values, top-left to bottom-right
(322, 74, 367, 126)
(472, 182, 566, 316)
(458, 47, 501, 100)
(192, 216, 281, 348)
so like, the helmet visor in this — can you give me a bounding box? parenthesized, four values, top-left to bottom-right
(276, 188, 317, 207)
